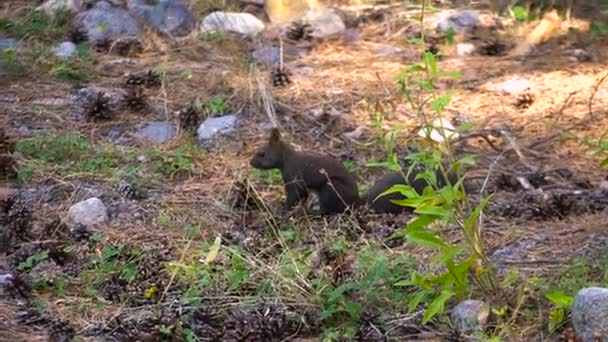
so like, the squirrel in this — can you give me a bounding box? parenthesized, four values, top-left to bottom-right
(250, 128, 360, 215)
(250, 128, 460, 215)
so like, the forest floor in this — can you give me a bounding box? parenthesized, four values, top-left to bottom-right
(2, 1, 608, 341)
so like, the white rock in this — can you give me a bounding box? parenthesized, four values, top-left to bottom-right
(418, 117, 459, 143)
(52, 41, 77, 60)
(68, 197, 108, 226)
(197, 114, 239, 148)
(486, 78, 531, 95)
(434, 9, 479, 33)
(37, 0, 84, 17)
(457, 43, 476, 56)
(573, 287, 608, 341)
(302, 9, 345, 39)
(451, 300, 490, 334)
(200, 12, 265, 37)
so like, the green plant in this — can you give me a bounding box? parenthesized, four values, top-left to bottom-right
(79, 244, 144, 296)
(545, 291, 573, 333)
(0, 8, 72, 40)
(577, 133, 608, 169)
(510, 5, 529, 21)
(208, 96, 229, 116)
(0, 48, 23, 73)
(370, 2, 497, 324)
(18, 250, 49, 271)
(251, 168, 282, 184)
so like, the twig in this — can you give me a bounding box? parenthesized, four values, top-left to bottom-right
(500, 130, 538, 172)
(588, 72, 608, 119)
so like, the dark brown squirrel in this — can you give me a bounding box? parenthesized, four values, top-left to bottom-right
(250, 128, 360, 215)
(250, 128, 462, 215)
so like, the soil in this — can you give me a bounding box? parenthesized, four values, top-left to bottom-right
(1, 0, 608, 341)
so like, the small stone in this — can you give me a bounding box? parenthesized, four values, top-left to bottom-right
(252, 45, 280, 67)
(52, 41, 77, 60)
(434, 9, 479, 33)
(487, 78, 531, 95)
(375, 45, 403, 56)
(67, 197, 108, 226)
(0, 273, 13, 286)
(137, 122, 176, 144)
(36, 0, 84, 17)
(302, 9, 346, 39)
(457, 43, 476, 56)
(451, 300, 490, 335)
(200, 12, 265, 37)
(573, 287, 608, 341)
(197, 114, 239, 148)
(418, 117, 459, 143)
(343, 28, 360, 45)
(0, 38, 17, 50)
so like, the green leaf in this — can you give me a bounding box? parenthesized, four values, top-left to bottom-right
(328, 283, 359, 304)
(464, 194, 495, 234)
(423, 52, 437, 76)
(511, 5, 528, 21)
(203, 235, 222, 265)
(429, 94, 452, 114)
(600, 158, 608, 169)
(414, 204, 450, 217)
(405, 64, 425, 74)
(408, 290, 429, 313)
(548, 308, 565, 333)
(406, 214, 439, 232)
(144, 286, 158, 299)
(437, 70, 463, 79)
(344, 300, 363, 319)
(545, 292, 574, 308)
(455, 121, 477, 133)
(406, 229, 447, 249)
(422, 289, 454, 324)
(17, 250, 49, 271)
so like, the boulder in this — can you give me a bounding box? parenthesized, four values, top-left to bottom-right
(67, 197, 108, 226)
(137, 122, 176, 144)
(71, 1, 140, 44)
(573, 287, 608, 341)
(302, 9, 346, 39)
(128, 1, 196, 37)
(197, 114, 239, 148)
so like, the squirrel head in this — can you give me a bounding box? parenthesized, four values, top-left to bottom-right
(250, 128, 288, 169)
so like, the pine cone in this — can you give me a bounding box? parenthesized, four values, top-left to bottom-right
(67, 24, 88, 44)
(286, 21, 314, 43)
(84, 91, 113, 121)
(0, 154, 17, 181)
(178, 105, 202, 133)
(0, 128, 15, 154)
(49, 320, 76, 342)
(109, 36, 144, 57)
(515, 90, 535, 109)
(124, 87, 148, 113)
(271, 66, 291, 87)
(1, 193, 33, 239)
(125, 70, 162, 89)
(116, 180, 146, 200)
(478, 41, 508, 56)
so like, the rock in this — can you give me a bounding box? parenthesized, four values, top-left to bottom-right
(418, 117, 459, 143)
(343, 28, 360, 45)
(252, 45, 280, 67)
(36, 0, 84, 17)
(302, 9, 346, 39)
(434, 10, 479, 33)
(52, 41, 77, 60)
(0, 38, 17, 50)
(486, 78, 531, 95)
(457, 43, 476, 56)
(67, 197, 108, 226)
(242, 0, 265, 5)
(573, 287, 608, 341)
(242, 4, 270, 22)
(451, 300, 490, 335)
(137, 122, 176, 144)
(200, 12, 265, 37)
(375, 45, 403, 56)
(0, 273, 13, 286)
(197, 114, 239, 148)
(71, 1, 140, 44)
(128, 1, 196, 37)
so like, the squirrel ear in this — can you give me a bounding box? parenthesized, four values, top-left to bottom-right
(269, 128, 281, 143)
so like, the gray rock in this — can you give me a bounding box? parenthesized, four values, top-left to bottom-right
(242, 0, 265, 5)
(201, 12, 265, 37)
(128, 1, 196, 37)
(434, 10, 479, 33)
(343, 28, 360, 45)
(302, 9, 346, 39)
(487, 78, 531, 95)
(137, 122, 176, 144)
(68, 197, 108, 226)
(0, 273, 13, 286)
(197, 114, 238, 147)
(573, 287, 608, 341)
(37, 0, 84, 17)
(52, 41, 77, 60)
(0, 38, 17, 50)
(71, 1, 140, 44)
(252, 45, 280, 67)
(451, 300, 490, 335)
(457, 43, 476, 56)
